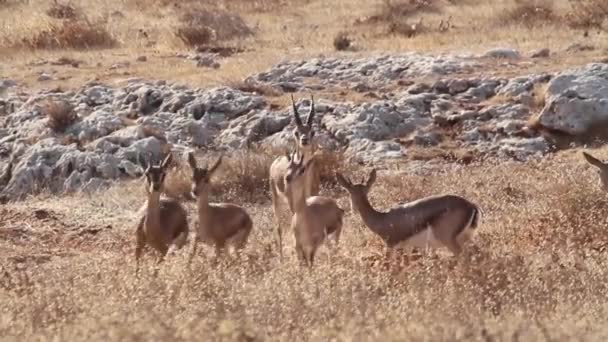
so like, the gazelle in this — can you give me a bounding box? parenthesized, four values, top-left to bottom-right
(269, 94, 321, 258)
(135, 153, 189, 274)
(284, 151, 344, 268)
(336, 169, 480, 257)
(187, 152, 253, 262)
(582, 151, 608, 191)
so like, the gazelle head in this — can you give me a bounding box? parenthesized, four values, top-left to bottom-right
(290, 94, 317, 157)
(336, 169, 377, 212)
(284, 150, 314, 185)
(143, 153, 172, 194)
(187, 152, 222, 197)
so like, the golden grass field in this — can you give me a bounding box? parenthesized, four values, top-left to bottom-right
(2, 0, 608, 341)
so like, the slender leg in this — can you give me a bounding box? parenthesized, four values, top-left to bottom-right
(270, 182, 284, 260)
(188, 234, 198, 265)
(444, 239, 462, 257)
(135, 224, 145, 278)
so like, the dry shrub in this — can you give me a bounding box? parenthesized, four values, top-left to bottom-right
(371, 0, 441, 23)
(175, 8, 253, 47)
(498, 0, 558, 27)
(333, 31, 352, 51)
(43, 99, 77, 133)
(566, 0, 608, 30)
(229, 80, 283, 97)
(20, 19, 115, 49)
(46, 1, 79, 19)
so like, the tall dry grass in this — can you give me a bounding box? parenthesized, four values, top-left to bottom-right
(3, 149, 608, 340)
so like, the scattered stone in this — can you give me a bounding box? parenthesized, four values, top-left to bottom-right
(136, 56, 147, 62)
(482, 48, 521, 59)
(37, 73, 52, 82)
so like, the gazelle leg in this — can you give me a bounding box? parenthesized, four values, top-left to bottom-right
(444, 239, 463, 257)
(270, 182, 284, 260)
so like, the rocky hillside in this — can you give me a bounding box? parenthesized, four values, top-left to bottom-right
(1, 50, 607, 200)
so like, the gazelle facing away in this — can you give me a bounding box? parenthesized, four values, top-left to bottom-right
(582, 151, 608, 191)
(135, 153, 189, 273)
(285, 151, 344, 268)
(187, 153, 253, 261)
(269, 94, 321, 258)
(336, 169, 480, 257)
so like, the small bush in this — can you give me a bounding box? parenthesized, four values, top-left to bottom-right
(333, 31, 352, 51)
(43, 100, 77, 133)
(46, 1, 79, 19)
(499, 0, 558, 27)
(21, 19, 115, 49)
(566, 0, 608, 30)
(175, 8, 253, 47)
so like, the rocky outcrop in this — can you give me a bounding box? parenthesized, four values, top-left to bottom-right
(537, 63, 608, 136)
(1, 56, 605, 200)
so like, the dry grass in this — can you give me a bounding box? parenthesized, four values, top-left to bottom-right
(18, 18, 116, 49)
(4, 149, 608, 340)
(498, 0, 559, 27)
(566, 0, 608, 30)
(42, 99, 77, 133)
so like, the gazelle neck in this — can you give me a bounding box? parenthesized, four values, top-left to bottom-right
(146, 190, 162, 228)
(352, 193, 385, 235)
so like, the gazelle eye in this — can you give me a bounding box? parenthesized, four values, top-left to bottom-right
(294, 131, 300, 137)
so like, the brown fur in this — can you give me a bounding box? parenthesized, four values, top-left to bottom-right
(286, 152, 344, 268)
(135, 153, 189, 274)
(187, 153, 253, 261)
(336, 169, 480, 257)
(269, 94, 321, 259)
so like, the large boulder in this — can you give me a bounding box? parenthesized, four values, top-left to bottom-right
(537, 63, 608, 135)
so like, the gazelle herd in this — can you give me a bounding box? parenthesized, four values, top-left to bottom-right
(133, 94, 608, 271)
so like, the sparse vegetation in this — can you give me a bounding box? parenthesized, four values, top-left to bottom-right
(566, 0, 608, 30)
(43, 99, 77, 132)
(3, 151, 608, 339)
(3, 0, 608, 340)
(46, 0, 79, 20)
(499, 0, 558, 27)
(175, 8, 253, 48)
(19, 19, 115, 49)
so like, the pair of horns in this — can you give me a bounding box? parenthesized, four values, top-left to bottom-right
(291, 94, 315, 127)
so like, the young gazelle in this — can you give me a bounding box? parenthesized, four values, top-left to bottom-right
(187, 153, 253, 261)
(336, 169, 480, 257)
(269, 95, 321, 258)
(135, 153, 189, 273)
(582, 151, 608, 191)
(284, 151, 344, 268)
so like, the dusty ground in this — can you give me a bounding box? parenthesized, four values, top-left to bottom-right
(3, 0, 608, 341)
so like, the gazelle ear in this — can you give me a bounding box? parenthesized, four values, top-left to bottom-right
(583, 152, 606, 169)
(187, 152, 197, 170)
(161, 153, 173, 169)
(336, 172, 351, 188)
(209, 155, 223, 176)
(366, 169, 377, 189)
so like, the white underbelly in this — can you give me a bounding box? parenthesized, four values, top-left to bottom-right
(394, 228, 444, 250)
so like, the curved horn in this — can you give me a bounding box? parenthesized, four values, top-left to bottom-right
(306, 94, 315, 127)
(291, 94, 303, 127)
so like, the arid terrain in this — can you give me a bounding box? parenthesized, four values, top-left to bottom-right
(2, 0, 608, 341)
